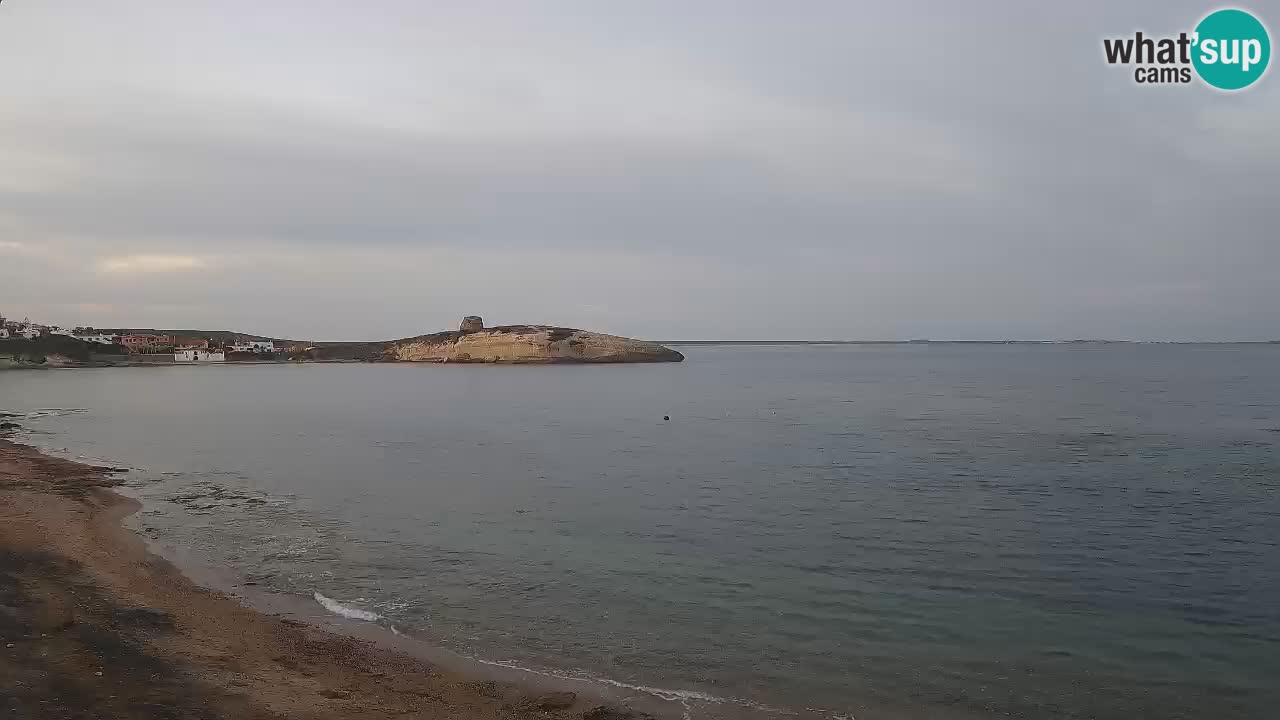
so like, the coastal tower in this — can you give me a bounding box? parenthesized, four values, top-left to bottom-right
(460, 316, 484, 333)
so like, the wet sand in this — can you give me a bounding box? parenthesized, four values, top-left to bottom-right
(0, 436, 646, 720)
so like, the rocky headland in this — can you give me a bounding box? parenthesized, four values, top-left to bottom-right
(0, 318, 683, 367)
(308, 317, 683, 364)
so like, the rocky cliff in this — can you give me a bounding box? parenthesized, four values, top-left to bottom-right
(385, 318, 683, 364)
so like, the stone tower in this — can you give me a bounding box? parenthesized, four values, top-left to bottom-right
(459, 316, 484, 333)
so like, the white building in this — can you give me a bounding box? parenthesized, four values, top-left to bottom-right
(74, 333, 119, 345)
(0, 328, 8, 339)
(17, 326, 41, 340)
(230, 340, 275, 353)
(175, 349, 226, 363)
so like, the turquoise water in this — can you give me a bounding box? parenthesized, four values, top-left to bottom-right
(4, 344, 1279, 719)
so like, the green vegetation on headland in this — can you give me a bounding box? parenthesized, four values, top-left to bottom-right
(0, 335, 123, 368)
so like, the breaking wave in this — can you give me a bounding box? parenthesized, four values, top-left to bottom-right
(313, 592, 383, 622)
(465, 656, 799, 719)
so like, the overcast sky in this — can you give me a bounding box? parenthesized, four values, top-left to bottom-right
(2, 1, 1278, 341)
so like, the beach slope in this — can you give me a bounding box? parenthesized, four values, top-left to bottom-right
(0, 438, 645, 719)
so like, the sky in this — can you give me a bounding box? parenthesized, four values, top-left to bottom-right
(1, 1, 1278, 341)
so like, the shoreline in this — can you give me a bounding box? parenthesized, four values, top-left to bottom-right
(0, 434, 658, 720)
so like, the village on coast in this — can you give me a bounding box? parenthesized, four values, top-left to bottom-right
(0, 311, 281, 363)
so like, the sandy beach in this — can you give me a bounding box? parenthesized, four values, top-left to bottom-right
(0, 436, 645, 720)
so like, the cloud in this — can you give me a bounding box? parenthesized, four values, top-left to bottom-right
(0, 239, 61, 262)
(98, 255, 208, 274)
(74, 303, 114, 314)
(1, 1, 1278, 340)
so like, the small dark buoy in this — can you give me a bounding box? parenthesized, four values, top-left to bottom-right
(663, 415, 670, 421)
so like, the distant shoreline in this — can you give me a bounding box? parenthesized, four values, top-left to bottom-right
(663, 339, 1280, 346)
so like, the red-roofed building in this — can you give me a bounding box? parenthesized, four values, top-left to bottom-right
(120, 334, 175, 353)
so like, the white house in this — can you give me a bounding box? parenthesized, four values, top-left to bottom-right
(230, 340, 275, 353)
(175, 349, 226, 363)
(17, 326, 41, 340)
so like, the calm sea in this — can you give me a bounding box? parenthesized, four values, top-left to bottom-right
(4, 345, 1279, 719)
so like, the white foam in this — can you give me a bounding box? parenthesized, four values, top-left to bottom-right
(303, 593, 821, 719)
(313, 592, 383, 622)
(74, 454, 130, 470)
(22, 408, 88, 419)
(465, 656, 796, 718)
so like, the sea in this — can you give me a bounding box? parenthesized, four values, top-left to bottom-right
(3, 344, 1278, 719)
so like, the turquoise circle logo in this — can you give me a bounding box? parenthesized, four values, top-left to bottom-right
(1192, 9, 1271, 90)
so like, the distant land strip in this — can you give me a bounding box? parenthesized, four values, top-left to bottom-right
(662, 339, 1280, 345)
